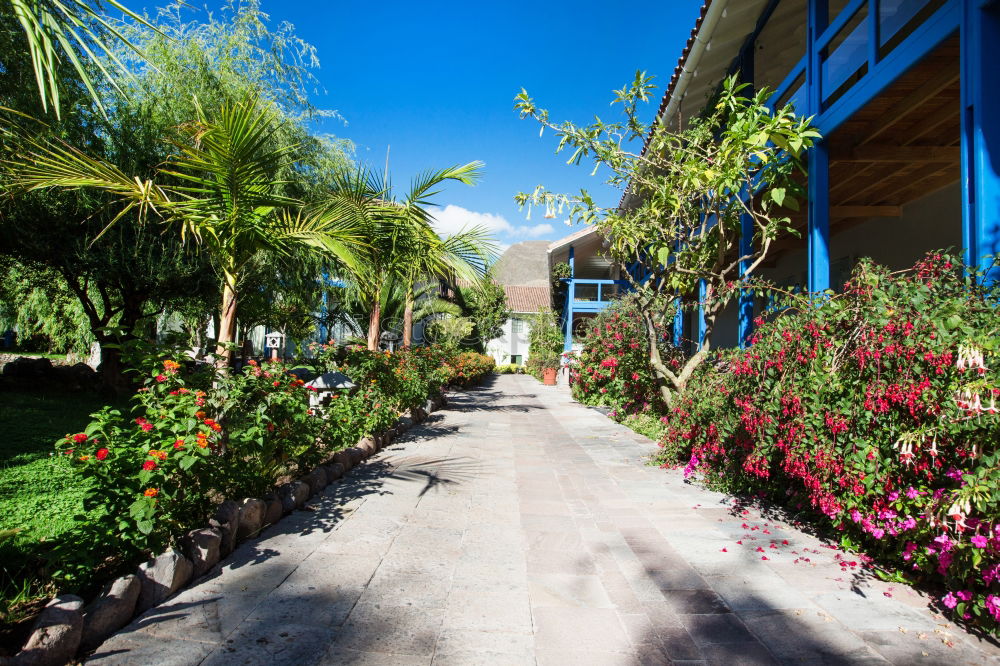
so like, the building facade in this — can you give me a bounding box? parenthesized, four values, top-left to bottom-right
(557, 0, 1000, 353)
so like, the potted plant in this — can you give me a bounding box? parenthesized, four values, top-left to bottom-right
(538, 351, 560, 386)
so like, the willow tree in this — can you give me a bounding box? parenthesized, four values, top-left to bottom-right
(515, 74, 820, 406)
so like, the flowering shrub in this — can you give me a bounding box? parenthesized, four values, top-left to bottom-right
(659, 254, 1000, 634)
(443, 350, 495, 386)
(572, 294, 682, 418)
(55, 357, 325, 561)
(47, 343, 493, 598)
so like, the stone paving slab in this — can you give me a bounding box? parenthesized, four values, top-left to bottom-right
(87, 375, 1000, 665)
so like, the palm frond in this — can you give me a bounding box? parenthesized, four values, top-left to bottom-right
(9, 0, 161, 118)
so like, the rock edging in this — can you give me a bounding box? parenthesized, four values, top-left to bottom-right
(6, 392, 448, 665)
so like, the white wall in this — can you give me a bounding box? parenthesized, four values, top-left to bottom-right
(486, 315, 532, 365)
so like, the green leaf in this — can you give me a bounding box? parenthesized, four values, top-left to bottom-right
(771, 187, 786, 207)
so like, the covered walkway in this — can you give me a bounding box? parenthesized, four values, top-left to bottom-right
(90, 375, 1000, 664)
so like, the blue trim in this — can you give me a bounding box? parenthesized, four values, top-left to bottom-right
(867, 0, 880, 70)
(961, 0, 1000, 280)
(738, 210, 755, 347)
(673, 298, 684, 348)
(808, 141, 831, 292)
(772, 58, 806, 108)
(697, 279, 707, 350)
(817, 0, 865, 52)
(814, 1, 959, 133)
(563, 246, 575, 351)
(806, 0, 831, 295)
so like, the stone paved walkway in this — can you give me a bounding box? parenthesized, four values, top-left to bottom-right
(89, 375, 1000, 665)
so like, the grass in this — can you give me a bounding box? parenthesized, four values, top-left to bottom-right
(0, 388, 120, 648)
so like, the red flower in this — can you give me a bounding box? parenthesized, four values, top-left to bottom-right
(173, 439, 184, 450)
(155, 374, 167, 383)
(142, 460, 157, 471)
(95, 448, 109, 460)
(72, 433, 89, 444)
(144, 487, 159, 497)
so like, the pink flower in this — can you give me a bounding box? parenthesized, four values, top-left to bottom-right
(906, 487, 920, 500)
(942, 592, 958, 609)
(986, 595, 1000, 621)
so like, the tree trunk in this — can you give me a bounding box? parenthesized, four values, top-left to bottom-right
(215, 272, 238, 369)
(402, 285, 414, 347)
(367, 299, 381, 351)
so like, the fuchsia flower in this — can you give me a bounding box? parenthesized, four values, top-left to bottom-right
(971, 535, 989, 548)
(986, 595, 1000, 621)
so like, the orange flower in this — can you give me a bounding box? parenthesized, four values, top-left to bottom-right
(148, 449, 168, 461)
(163, 359, 181, 374)
(195, 411, 206, 419)
(144, 488, 159, 497)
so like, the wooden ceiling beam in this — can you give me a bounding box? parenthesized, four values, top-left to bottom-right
(858, 67, 959, 145)
(829, 145, 960, 163)
(831, 205, 902, 218)
(901, 104, 960, 144)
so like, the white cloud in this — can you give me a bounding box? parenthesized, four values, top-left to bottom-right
(429, 204, 514, 236)
(429, 205, 555, 242)
(522, 223, 554, 237)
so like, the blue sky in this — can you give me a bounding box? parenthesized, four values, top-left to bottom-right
(201, 1, 702, 249)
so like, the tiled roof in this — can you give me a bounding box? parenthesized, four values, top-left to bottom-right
(504, 285, 550, 313)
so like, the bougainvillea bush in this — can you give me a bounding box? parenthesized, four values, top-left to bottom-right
(571, 294, 682, 419)
(659, 253, 1000, 634)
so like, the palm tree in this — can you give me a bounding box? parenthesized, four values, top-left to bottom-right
(313, 163, 497, 350)
(6, 94, 365, 367)
(7, 0, 156, 118)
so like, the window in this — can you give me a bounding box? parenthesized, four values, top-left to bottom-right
(511, 318, 524, 334)
(511, 354, 523, 366)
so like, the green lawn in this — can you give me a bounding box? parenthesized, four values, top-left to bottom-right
(0, 390, 119, 630)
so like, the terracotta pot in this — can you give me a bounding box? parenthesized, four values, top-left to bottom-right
(542, 367, 557, 386)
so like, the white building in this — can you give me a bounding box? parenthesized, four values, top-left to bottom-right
(484, 285, 550, 366)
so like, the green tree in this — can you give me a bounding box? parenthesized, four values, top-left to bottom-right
(2, 1, 357, 376)
(5, 0, 156, 117)
(313, 164, 495, 351)
(460, 277, 509, 351)
(7, 94, 364, 368)
(515, 74, 820, 405)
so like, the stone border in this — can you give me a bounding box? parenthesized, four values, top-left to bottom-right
(5, 393, 448, 665)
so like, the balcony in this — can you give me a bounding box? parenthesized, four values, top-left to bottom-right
(563, 279, 628, 313)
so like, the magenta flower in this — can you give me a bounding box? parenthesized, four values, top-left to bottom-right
(942, 592, 958, 609)
(971, 535, 989, 548)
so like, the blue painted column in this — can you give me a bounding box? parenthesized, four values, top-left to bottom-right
(563, 246, 575, 352)
(673, 297, 684, 348)
(738, 210, 755, 347)
(807, 0, 831, 293)
(697, 279, 707, 351)
(961, 0, 1000, 281)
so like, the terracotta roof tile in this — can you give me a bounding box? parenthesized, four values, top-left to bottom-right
(504, 285, 550, 313)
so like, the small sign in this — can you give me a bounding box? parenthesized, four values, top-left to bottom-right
(265, 332, 285, 349)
